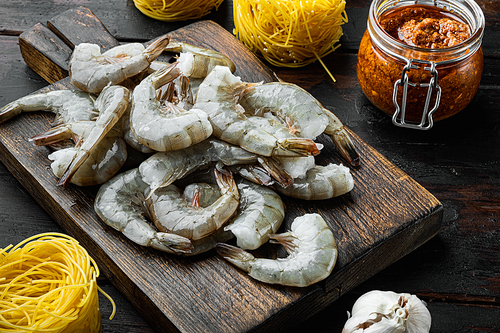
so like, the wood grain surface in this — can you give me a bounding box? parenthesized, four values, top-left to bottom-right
(1, 0, 499, 332)
(0, 7, 444, 333)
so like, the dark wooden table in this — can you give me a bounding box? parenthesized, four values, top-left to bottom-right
(1, 0, 499, 331)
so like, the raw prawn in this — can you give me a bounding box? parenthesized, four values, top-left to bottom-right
(274, 163, 354, 200)
(239, 82, 329, 139)
(69, 36, 170, 93)
(194, 66, 321, 157)
(225, 178, 285, 250)
(178, 181, 234, 256)
(138, 137, 291, 193)
(57, 85, 130, 186)
(166, 42, 236, 79)
(239, 81, 360, 166)
(121, 108, 155, 154)
(129, 63, 213, 152)
(177, 170, 285, 250)
(148, 165, 240, 240)
(94, 168, 193, 254)
(216, 213, 338, 287)
(245, 115, 315, 179)
(30, 121, 127, 186)
(0, 90, 97, 125)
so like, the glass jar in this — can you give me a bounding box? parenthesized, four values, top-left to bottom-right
(357, 0, 485, 130)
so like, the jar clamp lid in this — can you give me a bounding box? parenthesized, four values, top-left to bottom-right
(392, 58, 441, 130)
(367, 0, 485, 130)
(390, 45, 480, 130)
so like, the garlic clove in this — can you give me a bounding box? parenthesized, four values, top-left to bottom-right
(404, 294, 432, 333)
(343, 313, 406, 333)
(342, 290, 431, 333)
(350, 290, 403, 318)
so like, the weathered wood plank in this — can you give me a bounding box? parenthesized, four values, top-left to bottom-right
(1, 0, 500, 329)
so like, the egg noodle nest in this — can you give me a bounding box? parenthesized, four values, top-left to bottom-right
(234, 0, 347, 80)
(0, 233, 116, 332)
(133, 0, 224, 21)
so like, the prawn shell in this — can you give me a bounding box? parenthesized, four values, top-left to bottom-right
(94, 168, 193, 254)
(130, 66, 213, 152)
(150, 183, 239, 240)
(239, 82, 329, 140)
(217, 213, 338, 287)
(225, 179, 285, 250)
(0, 90, 97, 125)
(261, 214, 337, 286)
(275, 164, 354, 200)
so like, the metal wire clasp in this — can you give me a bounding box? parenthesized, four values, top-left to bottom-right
(392, 59, 442, 130)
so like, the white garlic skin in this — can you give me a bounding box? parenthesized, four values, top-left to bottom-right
(342, 290, 431, 333)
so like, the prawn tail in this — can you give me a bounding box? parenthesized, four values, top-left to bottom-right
(322, 107, 360, 167)
(230, 165, 274, 186)
(214, 163, 240, 200)
(57, 149, 89, 187)
(164, 41, 183, 53)
(145, 35, 171, 62)
(215, 243, 254, 272)
(190, 190, 201, 208)
(152, 232, 193, 254)
(274, 138, 323, 157)
(0, 102, 22, 124)
(29, 124, 73, 146)
(331, 131, 360, 167)
(257, 156, 293, 188)
(269, 232, 297, 255)
(151, 62, 182, 89)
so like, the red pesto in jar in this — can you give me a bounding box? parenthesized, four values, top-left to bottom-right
(357, 4, 483, 122)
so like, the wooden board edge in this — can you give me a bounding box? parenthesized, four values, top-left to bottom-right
(328, 204, 443, 296)
(47, 6, 120, 50)
(19, 23, 71, 84)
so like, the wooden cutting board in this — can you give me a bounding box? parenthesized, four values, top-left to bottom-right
(0, 7, 442, 333)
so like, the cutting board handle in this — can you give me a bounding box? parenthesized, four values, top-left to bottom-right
(19, 6, 120, 84)
(18, 6, 279, 85)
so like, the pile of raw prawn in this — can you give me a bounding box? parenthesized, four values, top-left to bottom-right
(0, 36, 360, 287)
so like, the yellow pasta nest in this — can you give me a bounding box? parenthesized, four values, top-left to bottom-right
(133, 0, 224, 22)
(0, 233, 116, 332)
(233, 0, 347, 81)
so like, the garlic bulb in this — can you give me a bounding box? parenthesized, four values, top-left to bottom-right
(342, 290, 431, 333)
